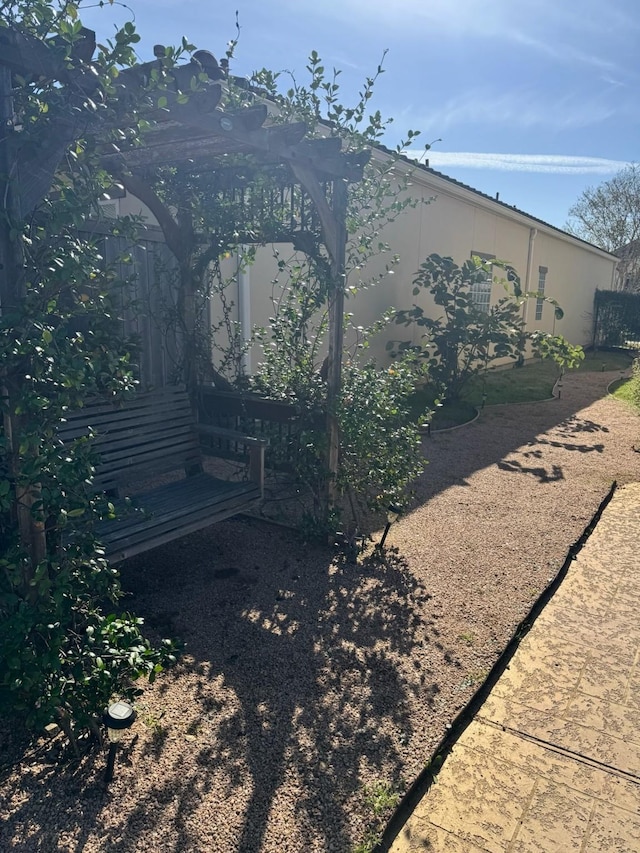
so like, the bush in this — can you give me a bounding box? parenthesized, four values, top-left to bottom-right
(629, 358, 640, 409)
(338, 356, 426, 520)
(391, 254, 528, 401)
(391, 253, 581, 402)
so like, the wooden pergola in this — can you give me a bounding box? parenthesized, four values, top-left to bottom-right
(0, 25, 369, 562)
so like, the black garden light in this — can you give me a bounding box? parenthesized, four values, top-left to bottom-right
(103, 700, 136, 784)
(378, 503, 403, 550)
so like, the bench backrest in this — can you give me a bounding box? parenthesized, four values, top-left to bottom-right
(58, 386, 201, 494)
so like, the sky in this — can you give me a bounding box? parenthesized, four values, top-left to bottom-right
(77, 0, 639, 233)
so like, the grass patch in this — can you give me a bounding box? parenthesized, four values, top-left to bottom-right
(408, 390, 477, 430)
(577, 349, 635, 373)
(465, 360, 558, 407)
(611, 363, 640, 413)
(408, 349, 638, 430)
(431, 399, 477, 429)
(352, 780, 403, 853)
(409, 361, 556, 428)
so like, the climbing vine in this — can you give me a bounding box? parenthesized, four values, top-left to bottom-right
(0, 2, 177, 743)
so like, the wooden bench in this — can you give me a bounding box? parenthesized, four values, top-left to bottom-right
(58, 385, 267, 563)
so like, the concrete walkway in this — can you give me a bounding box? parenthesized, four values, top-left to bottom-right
(390, 482, 640, 853)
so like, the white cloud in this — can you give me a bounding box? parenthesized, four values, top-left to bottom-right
(422, 152, 632, 174)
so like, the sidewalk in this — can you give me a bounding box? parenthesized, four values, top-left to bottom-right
(389, 482, 640, 853)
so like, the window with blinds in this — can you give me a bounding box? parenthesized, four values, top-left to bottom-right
(535, 266, 547, 322)
(470, 252, 495, 313)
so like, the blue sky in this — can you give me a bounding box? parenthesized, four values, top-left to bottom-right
(79, 0, 639, 232)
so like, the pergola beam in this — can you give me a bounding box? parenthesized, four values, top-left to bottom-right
(102, 96, 367, 181)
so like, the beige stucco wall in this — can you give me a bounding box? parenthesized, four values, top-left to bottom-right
(235, 160, 616, 368)
(122, 154, 617, 374)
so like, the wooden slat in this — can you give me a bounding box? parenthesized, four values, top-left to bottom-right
(99, 476, 257, 539)
(196, 424, 268, 447)
(197, 386, 298, 422)
(59, 387, 263, 560)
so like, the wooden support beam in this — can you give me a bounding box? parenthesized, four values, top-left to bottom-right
(265, 122, 308, 148)
(115, 171, 185, 260)
(0, 66, 21, 311)
(0, 26, 67, 77)
(298, 137, 343, 157)
(103, 107, 362, 181)
(290, 162, 348, 520)
(324, 178, 348, 516)
(0, 25, 97, 84)
(14, 115, 82, 216)
(143, 83, 223, 123)
(0, 66, 46, 572)
(289, 163, 339, 263)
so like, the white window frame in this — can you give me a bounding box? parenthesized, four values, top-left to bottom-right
(470, 252, 494, 313)
(535, 266, 547, 322)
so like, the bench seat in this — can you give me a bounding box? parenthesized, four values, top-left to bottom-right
(59, 385, 266, 563)
(95, 473, 261, 562)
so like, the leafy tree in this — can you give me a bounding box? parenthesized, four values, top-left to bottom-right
(529, 330, 585, 375)
(391, 255, 527, 401)
(391, 254, 578, 402)
(565, 164, 640, 292)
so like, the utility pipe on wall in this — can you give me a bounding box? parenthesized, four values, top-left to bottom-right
(237, 245, 251, 375)
(522, 227, 538, 323)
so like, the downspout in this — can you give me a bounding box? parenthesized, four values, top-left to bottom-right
(610, 259, 617, 292)
(522, 227, 538, 324)
(237, 246, 251, 375)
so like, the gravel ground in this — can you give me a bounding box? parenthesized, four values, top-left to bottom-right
(2, 369, 640, 853)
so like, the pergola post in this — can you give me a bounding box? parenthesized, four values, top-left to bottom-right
(325, 178, 348, 512)
(0, 66, 46, 572)
(289, 165, 349, 520)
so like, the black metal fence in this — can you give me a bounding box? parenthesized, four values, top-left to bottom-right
(593, 289, 640, 348)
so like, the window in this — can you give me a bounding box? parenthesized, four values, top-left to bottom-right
(470, 252, 494, 313)
(535, 266, 547, 322)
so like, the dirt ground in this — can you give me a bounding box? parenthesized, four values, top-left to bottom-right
(1, 368, 639, 853)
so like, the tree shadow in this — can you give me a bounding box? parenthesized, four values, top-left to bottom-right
(0, 741, 116, 853)
(414, 373, 615, 507)
(496, 458, 565, 483)
(555, 415, 610, 435)
(0, 523, 443, 853)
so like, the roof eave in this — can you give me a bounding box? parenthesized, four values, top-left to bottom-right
(372, 146, 619, 263)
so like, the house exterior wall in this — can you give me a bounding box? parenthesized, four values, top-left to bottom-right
(122, 154, 617, 375)
(238, 161, 616, 367)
